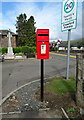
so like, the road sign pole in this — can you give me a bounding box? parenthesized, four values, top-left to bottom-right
(41, 59, 44, 102)
(66, 29, 71, 80)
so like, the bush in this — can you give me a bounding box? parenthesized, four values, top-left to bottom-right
(54, 47, 59, 51)
(15, 52, 24, 56)
(2, 48, 8, 54)
(50, 47, 59, 51)
(22, 46, 36, 55)
(50, 47, 54, 51)
(22, 46, 30, 54)
(29, 47, 36, 54)
(0, 48, 2, 55)
(32, 47, 36, 54)
(13, 47, 22, 54)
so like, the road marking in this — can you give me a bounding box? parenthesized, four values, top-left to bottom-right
(50, 52, 76, 58)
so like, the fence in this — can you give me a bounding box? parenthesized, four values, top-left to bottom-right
(76, 53, 84, 115)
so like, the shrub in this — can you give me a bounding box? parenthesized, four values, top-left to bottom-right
(29, 47, 36, 54)
(32, 47, 36, 54)
(54, 47, 59, 51)
(13, 47, 22, 54)
(2, 48, 8, 54)
(50, 47, 54, 51)
(51, 47, 59, 51)
(22, 46, 36, 55)
(22, 46, 30, 54)
(0, 48, 2, 55)
(15, 52, 24, 56)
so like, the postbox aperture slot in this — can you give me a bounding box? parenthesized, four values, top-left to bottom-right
(38, 34, 49, 36)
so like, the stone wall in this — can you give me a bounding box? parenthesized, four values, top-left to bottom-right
(0, 35, 17, 48)
(76, 53, 84, 114)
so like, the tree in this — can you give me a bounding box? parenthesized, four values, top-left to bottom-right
(16, 14, 36, 47)
(70, 43, 74, 48)
(16, 13, 27, 46)
(25, 16, 36, 46)
(77, 41, 84, 49)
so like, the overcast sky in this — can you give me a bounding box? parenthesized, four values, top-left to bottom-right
(0, 0, 83, 41)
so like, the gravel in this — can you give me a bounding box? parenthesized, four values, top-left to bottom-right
(15, 81, 45, 112)
(2, 79, 64, 118)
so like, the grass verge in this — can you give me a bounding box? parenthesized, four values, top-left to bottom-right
(45, 77, 76, 95)
(35, 77, 83, 119)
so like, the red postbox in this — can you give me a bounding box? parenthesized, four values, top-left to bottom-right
(36, 29, 49, 59)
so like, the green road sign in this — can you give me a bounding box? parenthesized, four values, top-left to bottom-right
(61, 0, 78, 31)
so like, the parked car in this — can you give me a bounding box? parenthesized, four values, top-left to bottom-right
(0, 55, 4, 62)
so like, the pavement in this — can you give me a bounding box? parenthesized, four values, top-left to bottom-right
(3, 111, 63, 119)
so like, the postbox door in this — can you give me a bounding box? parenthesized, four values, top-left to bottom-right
(37, 42, 49, 59)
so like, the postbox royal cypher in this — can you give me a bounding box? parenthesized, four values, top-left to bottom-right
(36, 29, 49, 59)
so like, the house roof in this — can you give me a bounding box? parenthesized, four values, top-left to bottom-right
(0, 30, 17, 36)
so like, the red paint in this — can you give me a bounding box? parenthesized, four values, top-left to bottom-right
(36, 29, 49, 59)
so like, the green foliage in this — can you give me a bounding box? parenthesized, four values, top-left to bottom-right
(0, 48, 2, 55)
(21, 46, 36, 54)
(13, 46, 36, 55)
(16, 14, 36, 47)
(77, 40, 84, 49)
(67, 107, 76, 113)
(13, 47, 22, 53)
(51, 47, 59, 51)
(2, 48, 7, 54)
(54, 47, 59, 51)
(22, 46, 30, 54)
(70, 43, 74, 48)
(0, 48, 8, 54)
(15, 52, 24, 56)
(46, 77, 76, 95)
(31, 47, 36, 54)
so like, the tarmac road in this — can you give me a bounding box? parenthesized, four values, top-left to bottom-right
(2, 53, 76, 98)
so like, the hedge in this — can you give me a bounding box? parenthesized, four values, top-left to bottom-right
(0, 46, 36, 55)
(0, 48, 8, 54)
(21, 46, 36, 54)
(13, 46, 36, 55)
(0, 48, 1, 54)
(13, 47, 22, 54)
(50, 47, 59, 51)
